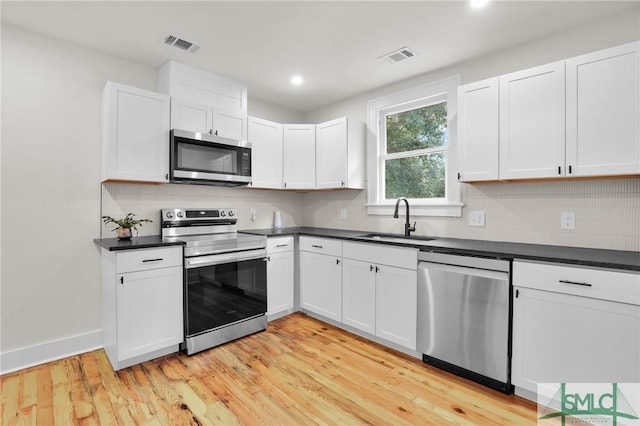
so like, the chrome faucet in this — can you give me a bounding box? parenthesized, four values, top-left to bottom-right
(393, 197, 416, 237)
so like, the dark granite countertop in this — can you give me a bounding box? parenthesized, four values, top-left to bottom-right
(241, 226, 640, 272)
(94, 236, 184, 251)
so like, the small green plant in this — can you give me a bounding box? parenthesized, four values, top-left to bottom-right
(102, 213, 152, 234)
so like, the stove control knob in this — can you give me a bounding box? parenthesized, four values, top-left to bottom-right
(220, 211, 226, 217)
(165, 211, 174, 219)
(228, 210, 235, 217)
(177, 211, 184, 218)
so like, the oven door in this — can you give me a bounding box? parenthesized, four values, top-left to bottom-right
(184, 249, 267, 338)
(171, 129, 251, 185)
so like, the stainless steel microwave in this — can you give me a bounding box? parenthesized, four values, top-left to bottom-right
(170, 129, 252, 186)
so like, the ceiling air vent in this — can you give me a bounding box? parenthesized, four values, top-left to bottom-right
(162, 33, 200, 54)
(379, 46, 417, 64)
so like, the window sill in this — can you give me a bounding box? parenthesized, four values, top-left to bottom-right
(366, 202, 463, 218)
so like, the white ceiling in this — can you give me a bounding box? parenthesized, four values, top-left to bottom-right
(2, 1, 638, 112)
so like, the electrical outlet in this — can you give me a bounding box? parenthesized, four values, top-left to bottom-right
(561, 212, 575, 230)
(340, 208, 347, 220)
(249, 208, 256, 222)
(469, 211, 486, 227)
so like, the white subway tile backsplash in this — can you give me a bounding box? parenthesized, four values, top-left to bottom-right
(102, 178, 639, 251)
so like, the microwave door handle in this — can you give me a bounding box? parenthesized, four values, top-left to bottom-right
(185, 249, 267, 269)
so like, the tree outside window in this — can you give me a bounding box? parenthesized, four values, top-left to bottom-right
(383, 101, 448, 200)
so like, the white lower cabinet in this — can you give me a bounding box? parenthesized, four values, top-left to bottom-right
(102, 246, 184, 370)
(512, 260, 640, 396)
(266, 237, 294, 318)
(342, 258, 376, 334)
(299, 237, 343, 322)
(342, 242, 418, 350)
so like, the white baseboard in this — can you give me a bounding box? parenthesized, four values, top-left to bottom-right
(0, 330, 102, 375)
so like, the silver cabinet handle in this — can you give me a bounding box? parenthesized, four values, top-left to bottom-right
(276, 244, 289, 248)
(142, 258, 163, 263)
(559, 279, 592, 287)
(311, 245, 323, 249)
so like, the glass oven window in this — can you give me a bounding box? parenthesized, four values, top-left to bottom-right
(185, 258, 267, 336)
(177, 142, 238, 174)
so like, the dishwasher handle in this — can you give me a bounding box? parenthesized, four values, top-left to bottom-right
(418, 261, 509, 281)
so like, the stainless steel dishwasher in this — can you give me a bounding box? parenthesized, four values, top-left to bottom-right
(417, 251, 512, 393)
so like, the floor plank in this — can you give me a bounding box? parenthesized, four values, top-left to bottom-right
(0, 313, 537, 425)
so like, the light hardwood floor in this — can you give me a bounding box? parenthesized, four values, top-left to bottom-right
(1, 313, 537, 425)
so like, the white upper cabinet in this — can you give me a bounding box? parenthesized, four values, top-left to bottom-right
(248, 116, 283, 189)
(158, 61, 247, 113)
(499, 61, 566, 179)
(102, 81, 170, 183)
(316, 117, 365, 189)
(283, 124, 316, 189)
(170, 98, 246, 140)
(566, 41, 640, 177)
(159, 61, 248, 140)
(457, 78, 500, 182)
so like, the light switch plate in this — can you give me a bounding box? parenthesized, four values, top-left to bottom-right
(340, 208, 347, 220)
(469, 211, 486, 227)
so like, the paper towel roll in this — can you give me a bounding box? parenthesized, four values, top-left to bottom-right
(274, 211, 283, 228)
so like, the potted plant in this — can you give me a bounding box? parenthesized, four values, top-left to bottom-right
(102, 213, 152, 239)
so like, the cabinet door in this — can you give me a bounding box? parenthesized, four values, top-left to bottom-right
(116, 266, 183, 361)
(342, 258, 375, 334)
(283, 124, 316, 189)
(299, 251, 341, 322)
(499, 62, 565, 179)
(170, 98, 213, 134)
(267, 251, 294, 316)
(316, 117, 347, 188)
(213, 109, 247, 140)
(102, 82, 170, 183)
(566, 42, 640, 177)
(248, 117, 283, 188)
(457, 78, 499, 182)
(512, 286, 640, 394)
(375, 265, 417, 350)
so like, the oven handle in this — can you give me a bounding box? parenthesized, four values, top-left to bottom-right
(185, 248, 268, 269)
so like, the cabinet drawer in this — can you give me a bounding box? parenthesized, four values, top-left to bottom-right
(343, 242, 417, 270)
(267, 236, 294, 253)
(299, 236, 342, 257)
(514, 260, 640, 305)
(116, 246, 183, 273)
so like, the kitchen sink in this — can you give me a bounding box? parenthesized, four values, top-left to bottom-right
(354, 233, 436, 246)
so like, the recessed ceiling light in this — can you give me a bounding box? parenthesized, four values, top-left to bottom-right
(470, 0, 490, 9)
(291, 75, 304, 86)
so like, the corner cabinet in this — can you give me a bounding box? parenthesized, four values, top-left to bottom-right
(315, 117, 365, 189)
(342, 242, 418, 350)
(512, 260, 640, 396)
(102, 82, 170, 183)
(101, 246, 184, 371)
(248, 116, 284, 189)
(266, 236, 294, 318)
(457, 78, 500, 182)
(299, 237, 342, 322)
(565, 41, 640, 177)
(283, 124, 316, 189)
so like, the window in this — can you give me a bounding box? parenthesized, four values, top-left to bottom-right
(366, 76, 462, 217)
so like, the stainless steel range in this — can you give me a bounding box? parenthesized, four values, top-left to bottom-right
(161, 208, 268, 355)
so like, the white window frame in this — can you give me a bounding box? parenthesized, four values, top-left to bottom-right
(366, 75, 463, 217)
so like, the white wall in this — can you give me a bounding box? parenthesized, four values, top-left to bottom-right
(1, 24, 160, 358)
(0, 24, 306, 371)
(301, 9, 640, 252)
